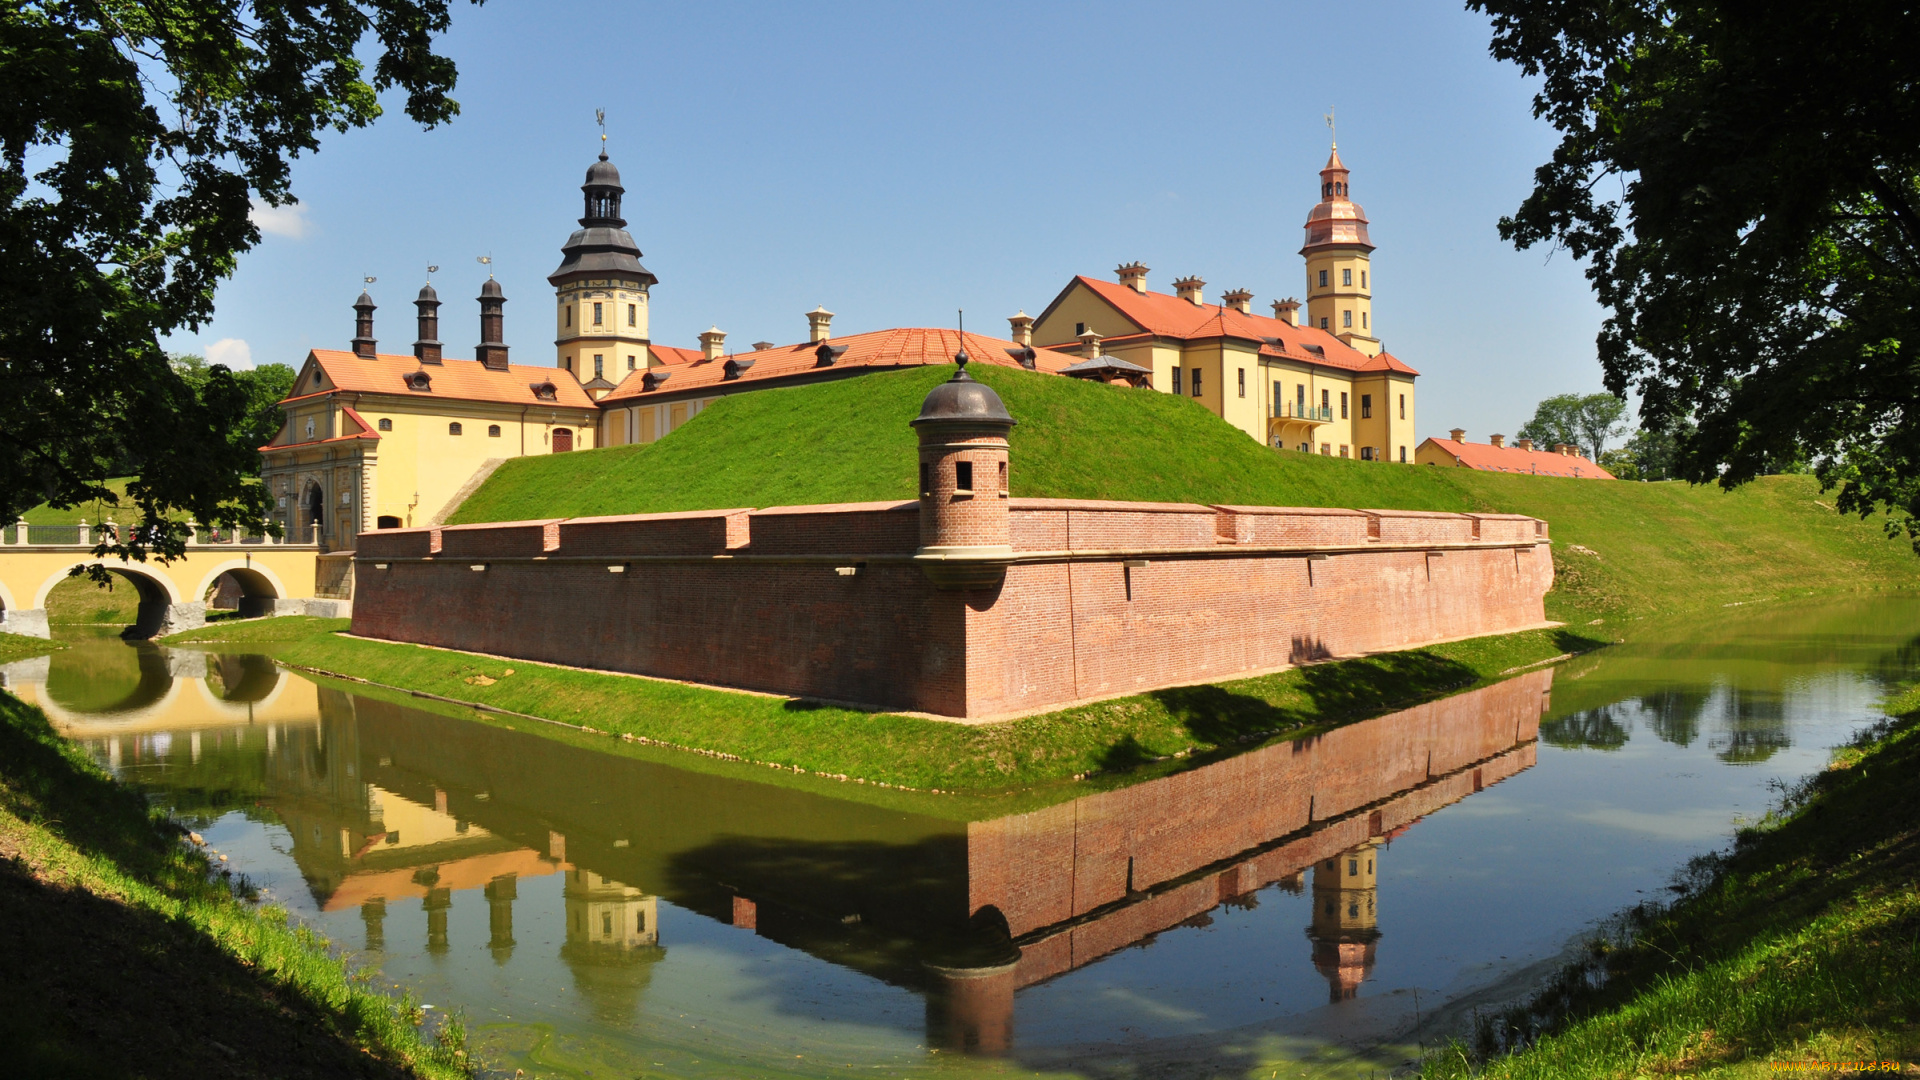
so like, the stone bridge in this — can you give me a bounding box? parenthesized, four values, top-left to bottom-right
(0, 521, 347, 638)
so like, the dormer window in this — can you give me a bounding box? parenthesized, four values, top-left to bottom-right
(815, 342, 848, 367)
(404, 370, 432, 392)
(530, 380, 558, 402)
(643, 369, 672, 391)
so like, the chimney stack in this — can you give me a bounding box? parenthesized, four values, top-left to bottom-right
(1116, 262, 1150, 294)
(1516, 438, 1534, 452)
(1172, 276, 1206, 305)
(476, 278, 510, 371)
(1077, 326, 1102, 359)
(752, 341, 775, 351)
(413, 284, 443, 364)
(1222, 288, 1254, 314)
(351, 291, 377, 359)
(700, 326, 727, 362)
(806, 306, 834, 344)
(1007, 311, 1034, 347)
(1272, 298, 1301, 326)
(1489, 434, 1506, 449)
(1449, 428, 1466, 442)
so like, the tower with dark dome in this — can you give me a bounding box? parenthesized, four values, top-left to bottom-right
(911, 350, 1016, 590)
(549, 150, 658, 391)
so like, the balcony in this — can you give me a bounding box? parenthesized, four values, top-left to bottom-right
(1270, 403, 1334, 424)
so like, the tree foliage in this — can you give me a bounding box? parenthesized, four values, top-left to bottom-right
(1472, 0, 1920, 545)
(1517, 392, 1629, 459)
(0, 0, 467, 563)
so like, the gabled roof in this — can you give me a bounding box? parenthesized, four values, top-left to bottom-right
(1419, 436, 1616, 479)
(599, 328, 1079, 405)
(648, 344, 702, 366)
(1046, 276, 1419, 376)
(262, 404, 382, 452)
(297, 350, 598, 409)
(1060, 354, 1152, 377)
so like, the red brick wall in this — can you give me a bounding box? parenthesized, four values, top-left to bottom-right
(351, 502, 1552, 719)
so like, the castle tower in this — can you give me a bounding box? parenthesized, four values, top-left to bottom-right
(1306, 840, 1382, 1002)
(911, 351, 1015, 590)
(475, 277, 509, 371)
(351, 290, 377, 358)
(412, 283, 442, 364)
(1300, 145, 1381, 357)
(549, 151, 658, 385)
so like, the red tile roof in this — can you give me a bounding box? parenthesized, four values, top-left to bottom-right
(303, 349, 598, 409)
(261, 403, 382, 453)
(648, 344, 702, 366)
(1419, 436, 1615, 479)
(600, 328, 1079, 404)
(1060, 276, 1418, 375)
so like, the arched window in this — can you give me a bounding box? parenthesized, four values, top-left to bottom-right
(449, 422, 463, 436)
(377, 418, 392, 431)
(488, 424, 501, 437)
(552, 427, 574, 453)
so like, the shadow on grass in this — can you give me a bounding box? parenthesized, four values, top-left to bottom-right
(1151, 649, 1485, 749)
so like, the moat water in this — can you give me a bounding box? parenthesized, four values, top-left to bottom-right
(6, 595, 1917, 1079)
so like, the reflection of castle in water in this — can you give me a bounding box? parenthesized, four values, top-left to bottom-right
(14, 639, 1550, 1054)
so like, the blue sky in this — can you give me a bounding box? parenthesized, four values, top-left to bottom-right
(169, 0, 1610, 444)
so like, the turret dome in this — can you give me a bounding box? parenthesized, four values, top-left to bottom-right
(911, 364, 1015, 428)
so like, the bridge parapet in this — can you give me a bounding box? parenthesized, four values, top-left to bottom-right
(0, 539, 332, 641)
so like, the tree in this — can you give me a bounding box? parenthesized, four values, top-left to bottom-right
(1471, 0, 1920, 546)
(170, 353, 297, 456)
(1, 0, 468, 564)
(1516, 392, 1628, 458)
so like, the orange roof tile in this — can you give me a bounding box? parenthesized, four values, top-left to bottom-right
(1419, 436, 1615, 479)
(1062, 277, 1419, 376)
(306, 350, 598, 409)
(600, 328, 1078, 405)
(648, 344, 702, 366)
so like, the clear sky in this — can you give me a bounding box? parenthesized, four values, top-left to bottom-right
(168, 0, 1613, 445)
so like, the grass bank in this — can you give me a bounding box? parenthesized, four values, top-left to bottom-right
(0, 688, 471, 1078)
(0, 631, 63, 664)
(1423, 687, 1920, 1078)
(449, 365, 1918, 625)
(165, 616, 1599, 797)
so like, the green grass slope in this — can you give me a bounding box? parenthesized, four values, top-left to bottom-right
(16, 477, 135, 526)
(451, 365, 1917, 623)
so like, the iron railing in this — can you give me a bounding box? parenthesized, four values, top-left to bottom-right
(1270, 403, 1334, 422)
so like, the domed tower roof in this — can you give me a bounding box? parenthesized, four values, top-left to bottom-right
(911, 359, 1015, 429)
(415, 282, 439, 304)
(550, 151, 656, 287)
(1301, 145, 1373, 254)
(479, 277, 505, 300)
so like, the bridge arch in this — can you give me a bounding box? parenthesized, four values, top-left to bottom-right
(33, 562, 188, 638)
(193, 559, 289, 617)
(0, 578, 17, 613)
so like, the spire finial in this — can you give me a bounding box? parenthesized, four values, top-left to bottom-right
(954, 309, 969, 370)
(1325, 105, 1336, 149)
(595, 108, 607, 160)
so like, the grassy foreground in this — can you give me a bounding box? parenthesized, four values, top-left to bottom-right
(0, 689, 471, 1078)
(1423, 688, 1920, 1078)
(449, 365, 1917, 626)
(0, 631, 62, 663)
(166, 616, 1598, 796)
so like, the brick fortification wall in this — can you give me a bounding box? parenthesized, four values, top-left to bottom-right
(351, 498, 1552, 719)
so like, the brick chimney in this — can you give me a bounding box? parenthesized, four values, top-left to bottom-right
(1555, 443, 1574, 457)
(1449, 428, 1466, 442)
(700, 326, 727, 361)
(1272, 298, 1301, 326)
(1516, 438, 1533, 452)
(351, 290, 377, 358)
(1172, 276, 1206, 305)
(1222, 288, 1254, 314)
(412, 284, 442, 364)
(1116, 262, 1150, 294)
(476, 278, 510, 371)
(1490, 434, 1506, 448)
(1007, 310, 1034, 347)
(807, 306, 834, 344)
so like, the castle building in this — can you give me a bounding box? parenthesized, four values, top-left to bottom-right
(1027, 144, 1418, 461)
(1416, 430, 1616, 479)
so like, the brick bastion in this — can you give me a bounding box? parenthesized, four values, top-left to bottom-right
(350, 360, 1553, 720)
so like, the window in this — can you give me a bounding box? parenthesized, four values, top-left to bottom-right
(1321, 389, 1330, 413)
(627, 354, 636, 370)
(1191, 369, 1202, 397)
(1340, 445, 1350, 458)
(1171, 368, 1182, 395)
(376, 515, 401, 529)
(1237, 368, 1245, 398)
(565, 305, 572, 328)
(919, 461, 930, 496)
(488, 424, 501, 437)
(553, 427, 574, 453)
(1361, 270, 1368, 288)
(1400, 445, 1408, 463)
(1321, 443, 1331, 455)
(594, 355, 604, 379)
(593, 302, 603, 325)
(377, 417, 392, 431)
(1399, 394, 1406, 420)
(449, 422, 463, 436)
(564, 356, 573, 372)
(1342, 268, 1352, 286)
(1318, 270, 1328, 288)
(955, 460, 973, 492)
(1340, 392, 1348, 419)
(1320, 317, 1329, 329)
(998, 460, 1007, 493)
(1361, 394, 1372, 419)
(1343, 310, 1353, 328)
(1074, 322, 1086, 335)
(1361, 446, 1375, 461)
(1298, 384, 1307, 414)
(627, 303, 637, 327)
(1273, 380, 1282, 410)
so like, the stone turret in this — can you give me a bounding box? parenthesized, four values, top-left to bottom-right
(351, 290, 377, 358)
(911, 351, 1015, 590)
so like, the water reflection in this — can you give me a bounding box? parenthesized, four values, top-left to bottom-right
(9, 596, 1918, 1075)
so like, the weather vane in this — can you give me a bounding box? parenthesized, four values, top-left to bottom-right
(596, 108, 606, 154)
(363, 275, 376, 285)
(426, 264, 438, 281)
(1326, 106, 1336, 148)
(476, 254, 493, 279)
